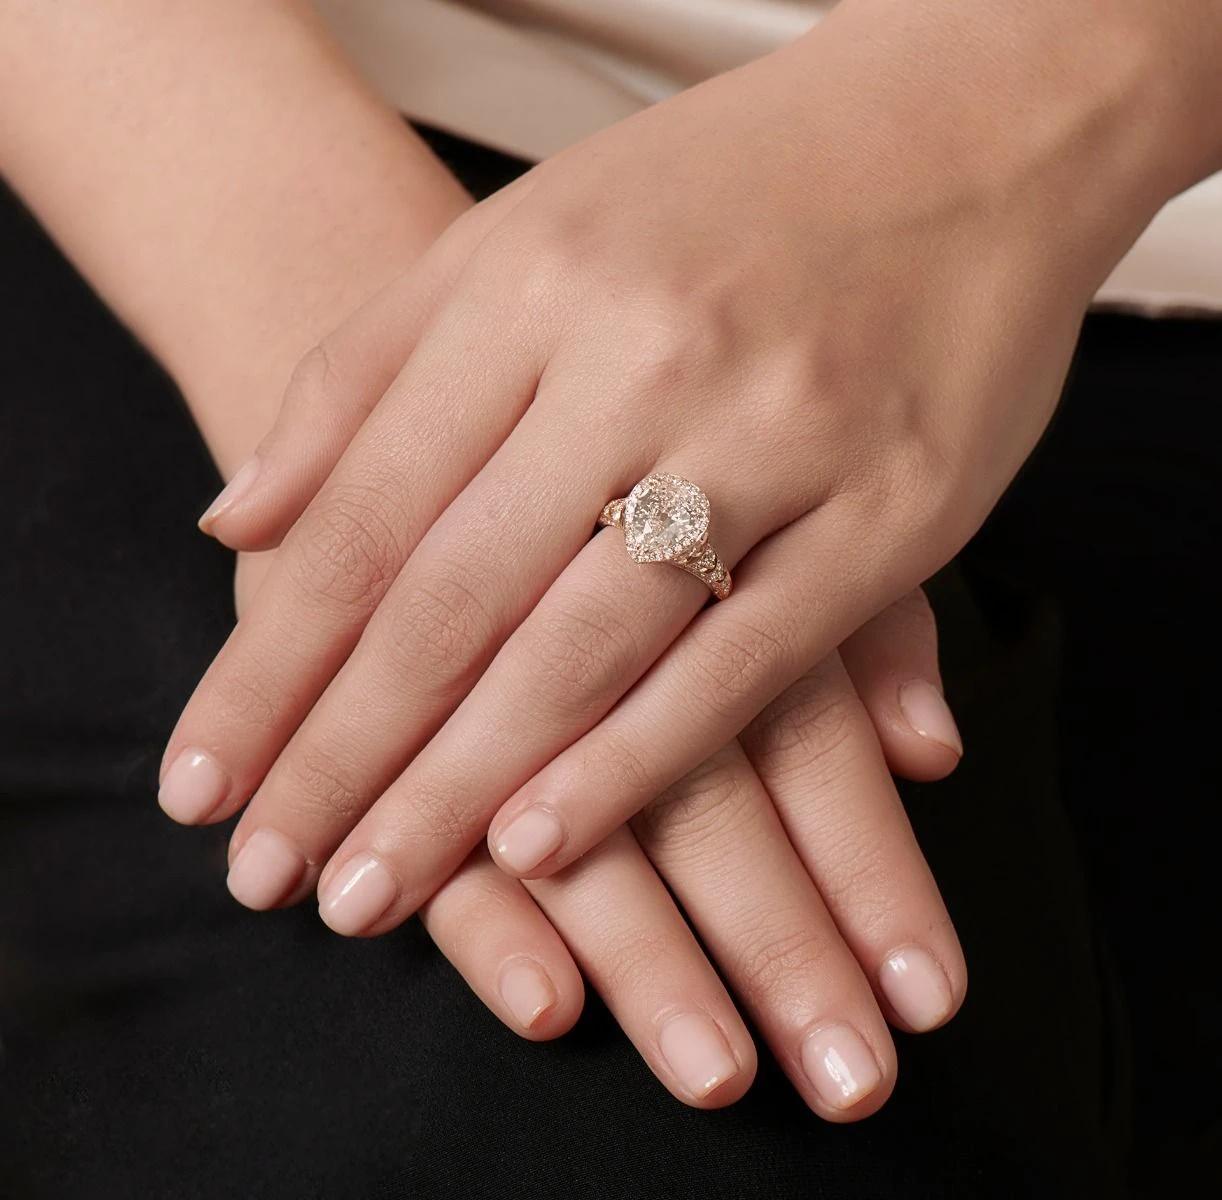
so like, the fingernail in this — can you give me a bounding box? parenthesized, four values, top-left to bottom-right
(493, 808, 564, 874)
(318, 853, 396, 936)
(497, 958, 557, 1031)
(158, 747, 229, 824)
(658, 1012, 739, 1100)
(801, 1024, 882, 1110)
(880, 945, 954, 1032)
(898, 680, 963, 756)
(198, 456, 260, 534)
(226, 828, 307, 911)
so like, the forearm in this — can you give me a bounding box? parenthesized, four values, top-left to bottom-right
(0, 0, 468, 471)
(785, 0, 1222, 287)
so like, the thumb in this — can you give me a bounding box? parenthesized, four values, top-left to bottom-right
(198, 176, 535, 551)
(839, 588, 964, 783)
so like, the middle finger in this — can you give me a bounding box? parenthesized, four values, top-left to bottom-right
(633, 739, 897, 1120)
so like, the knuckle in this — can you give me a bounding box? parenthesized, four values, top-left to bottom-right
(577, 726, 660, 805)
(598, 927, 675, 997)
(614, 305, 724, 397)
(426, 873, 515, 954)
(806, 817, 900, 933)
(283, 342, 345, 417)
(212, 664, 280, 733)
(524, 595, 639, 719)
(746, 673, 863, 779)
(737, 922, 832, 996)
(884, 434, 952, 514)
(686, 616, 796, 720)
(280, 744, 369, 826)
(485, 221, 577, 313)
(858, 433, 967, 559)
(291, 484, 405, 611)
(406, 778, 476, 849)
(637, 755, 756, 858)
(379, 560, 498, 693)
(753, 345, 827, 427)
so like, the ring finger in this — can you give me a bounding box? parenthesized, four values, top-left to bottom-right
(523, 827, 757, 1108)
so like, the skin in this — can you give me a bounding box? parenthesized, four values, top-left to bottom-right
(2, 0, 970, 1118)
(173, 0, 1220, 944)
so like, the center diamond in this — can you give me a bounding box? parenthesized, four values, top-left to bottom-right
(622, 473, 710, 564)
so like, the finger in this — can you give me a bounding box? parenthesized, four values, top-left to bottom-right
(158, 273, 547, 829)
(524, 828, 756, 1108)
(417, 848, 584, 1041)
(838, 587, 963, 782)
(225, 394, 657, 908)
(740, 655, 967, 1034)
(487, 499, 918, 875)
(633, 741, 896, 1120)
(199, 178, 536, 552)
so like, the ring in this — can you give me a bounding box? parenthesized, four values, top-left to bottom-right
(598, 472, 732, 600)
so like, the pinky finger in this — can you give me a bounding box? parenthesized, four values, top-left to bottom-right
(839, 588, 964, 783)
(419, 849, 585, 1041)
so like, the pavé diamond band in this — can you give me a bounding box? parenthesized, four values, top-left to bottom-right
(598, 472, 732, 601)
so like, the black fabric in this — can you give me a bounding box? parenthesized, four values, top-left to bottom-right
(0, 136, 1217, 1197)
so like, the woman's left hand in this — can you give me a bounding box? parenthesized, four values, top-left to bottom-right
(164, 0, 1188, 934)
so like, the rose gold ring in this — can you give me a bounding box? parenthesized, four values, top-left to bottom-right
(598, 472, 732, 600)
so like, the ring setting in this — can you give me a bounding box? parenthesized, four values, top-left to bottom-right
(599, 472, 732, 600)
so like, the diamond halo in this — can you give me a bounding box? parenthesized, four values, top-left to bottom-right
(622, 472, 711, 564)
(598, 472, 731, 599)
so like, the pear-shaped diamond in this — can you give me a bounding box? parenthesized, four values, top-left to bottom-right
(623, 473, 710, 564)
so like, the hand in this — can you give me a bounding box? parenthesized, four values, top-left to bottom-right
(237, 552, 966, 1118)
(164, 5, 1173, 939)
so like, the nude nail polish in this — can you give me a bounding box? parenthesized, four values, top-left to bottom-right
(158, 747, 229, 824)
(498, 958, 557, 1030)
(658, 1012, 739, 1100)
(898, 679, 964, 756)
(198, 456, 260, 534)
(801, 1024, 882, 1110)
(880, 945, 954, 1032)
(494, 809, 564, 874)
(226, 828, 307, 911)
(318, 853, 397, 935)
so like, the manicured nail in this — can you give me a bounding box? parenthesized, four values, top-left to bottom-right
(493, 808, 564, 874)
(801, 1024, 882, 1110)
(880, 945, 954, 1032)
(226, 828, 307, 911)
(658, 1012, 739, 1100)
(198, 456, 260, 534)
(498, 958, 557, 1031)
(158, 747, 229, 824)
(318, 853, 396, 935)
(898, 680, 963, 756)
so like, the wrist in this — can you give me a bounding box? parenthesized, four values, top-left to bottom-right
(0, 0, 468, 476)
(158, 125, 468, 476)
(1126, 2, 1222, 194)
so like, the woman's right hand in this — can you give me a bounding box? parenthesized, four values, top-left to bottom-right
(237, 552, 966, 1119)
(422, 592, 965, 1119)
